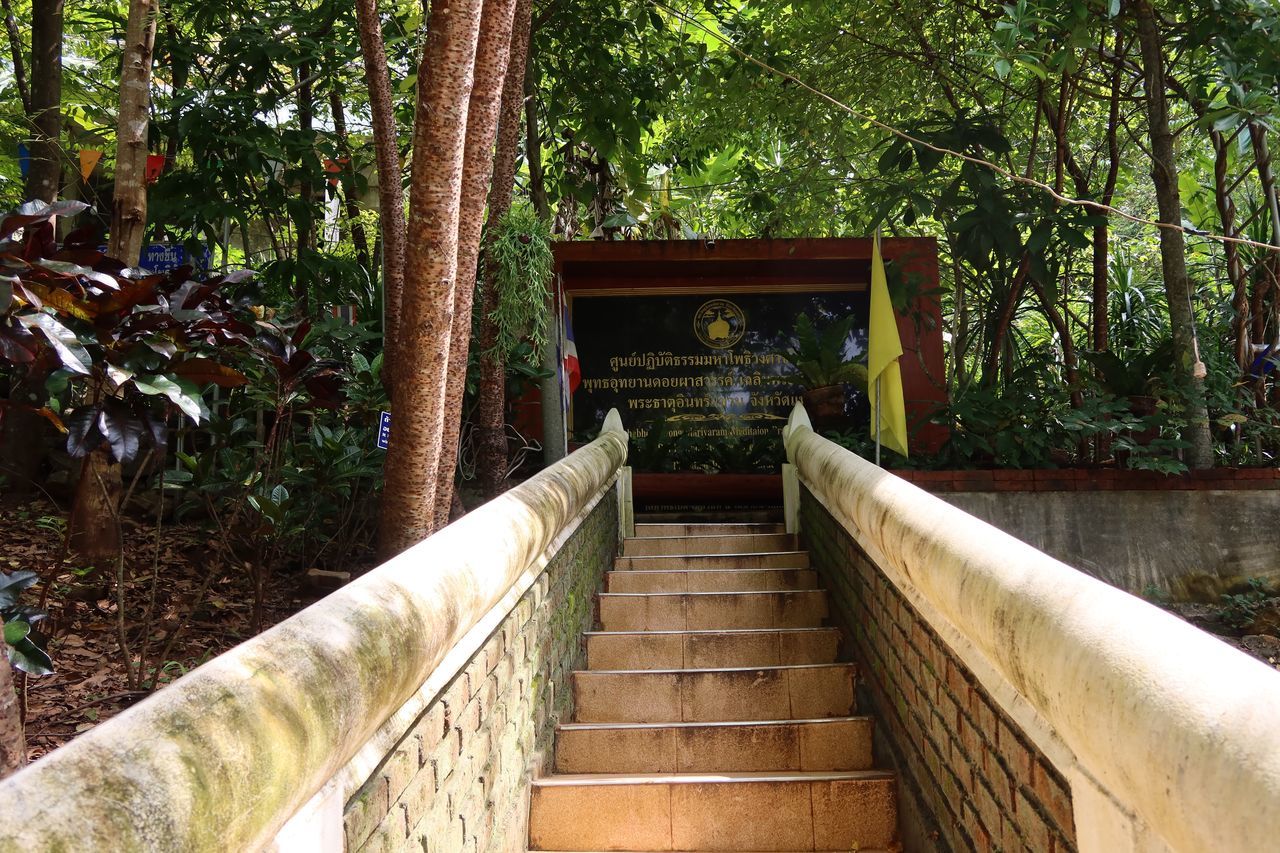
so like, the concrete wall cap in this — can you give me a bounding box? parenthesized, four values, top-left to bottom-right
(0, 427, 629, 852)
(791, 419, 1280, 853)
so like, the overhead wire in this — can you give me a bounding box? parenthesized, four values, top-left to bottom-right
(647, 0, 1280, 255)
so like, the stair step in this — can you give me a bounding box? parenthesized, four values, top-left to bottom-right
(621, 533, 798, 556)
(606, 568, 818, 594)
(634, 522, 786, 537)
(572, 664, 855, 723)
(616, 552, 810, 571)
(586, 628, 841, 670)
(555, 717, 874, 773)
(599, 591, 828, 631)
(528, 770, 897, 852)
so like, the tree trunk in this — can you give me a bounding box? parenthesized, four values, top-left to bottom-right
(162, 12, 188, 173)
(1133, 0, 1214, 469)
(378, 0, 485, 556)
(0, 0, 29, 115)
(354, 0, 407, 392)
(1211, 130, 1250, 371)
(108, 0, 159, 266)
(982, 255, 1030, 387)
(0, 657, 23, 779)
(27, 0, 63, 204)
(327, 87, 371, 274)
(68, 446, 123, 568)
(1094, 28, 1125, 353)
(295, 62, 315, 314)
(525, 65, 550, 221)
(433, 0, 522, 528)
(475, 0, 534, 499)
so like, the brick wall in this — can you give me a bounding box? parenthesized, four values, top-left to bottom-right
(801, 488, 1075, 853)
(896, 467, 1280, 492)
(343, 492, 618, 852)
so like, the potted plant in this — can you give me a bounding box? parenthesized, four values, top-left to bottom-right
(780, 313, 868, 425)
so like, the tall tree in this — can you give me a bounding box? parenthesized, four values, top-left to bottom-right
(26, 0, 63, 203)
(354, 0, 406, 390)
(1132, 0, 1215, 468)
(432, 0, 522, 527)
(108, 0, 159, 266)
(379, 0, 485, 555)
(70, 0, 160, 565)
(474, 0, 534, 499)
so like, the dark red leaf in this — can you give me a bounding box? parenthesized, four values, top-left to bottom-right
(65, 407, 102, 458)
(98, 403, 144, 464)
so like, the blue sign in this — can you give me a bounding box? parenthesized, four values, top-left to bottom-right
(98, 242, 215, 272)
(141, 243, 212, 273)
(377, 411, 391, 450)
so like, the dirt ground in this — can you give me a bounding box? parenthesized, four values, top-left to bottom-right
(1, 494, 322, 761)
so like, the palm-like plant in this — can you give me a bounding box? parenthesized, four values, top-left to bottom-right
(781, 313, 868, 390)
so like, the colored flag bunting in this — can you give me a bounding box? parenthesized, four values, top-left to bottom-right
(563, 306, 581, 394)
(79, 149, 103, 182)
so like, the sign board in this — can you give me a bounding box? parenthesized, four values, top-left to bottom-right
(569, 287, 869, 474)
(140, 243, 212, 273)
(377, 410, 391, 450)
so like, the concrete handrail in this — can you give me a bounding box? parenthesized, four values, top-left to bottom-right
(784, 405, 1280, 852)
(0, 411, 629, 851)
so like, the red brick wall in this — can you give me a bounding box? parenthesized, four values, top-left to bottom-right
(802, 488, 1075, 852)
(896, 468, 1280, 492)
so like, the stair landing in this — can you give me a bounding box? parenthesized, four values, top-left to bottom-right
(528, 522, 899, 852)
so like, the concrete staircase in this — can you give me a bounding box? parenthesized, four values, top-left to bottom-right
(528, 521, 899, 852)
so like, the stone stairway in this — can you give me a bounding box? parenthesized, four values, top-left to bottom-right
(527, 521, 899, 852)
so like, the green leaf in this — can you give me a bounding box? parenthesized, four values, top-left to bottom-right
(132, 374, 210, 424)
(3, 620, 30, 645)
(8, 636, 53, 675)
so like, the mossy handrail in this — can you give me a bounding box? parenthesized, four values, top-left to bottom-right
(0, 411, 629, 851)
(783, 404, 1280, 852)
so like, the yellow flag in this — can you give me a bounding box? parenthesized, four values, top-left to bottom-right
(868, 234, 909, 458)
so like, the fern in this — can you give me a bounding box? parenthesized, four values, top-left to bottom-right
(482, 205, 554, 358)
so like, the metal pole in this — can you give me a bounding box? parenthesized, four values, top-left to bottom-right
(875, 374, 882, 467)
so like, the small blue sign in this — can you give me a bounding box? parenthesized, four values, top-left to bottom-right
(377, 411, 391, 450)
(98, 242, 214, 272)
(141, 243, 212, 273)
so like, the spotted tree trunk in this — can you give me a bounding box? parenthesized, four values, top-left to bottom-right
(474, 0, 534, 500)
(433, 0, 523, 528)
(378, 0, 485, 556)
(355, 0, 407, 394)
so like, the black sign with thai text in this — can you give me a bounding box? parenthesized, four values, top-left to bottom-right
(569, 287, 870, 473)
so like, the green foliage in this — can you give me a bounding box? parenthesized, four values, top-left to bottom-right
(0, 201, 266, 465)
(0, 570, 53, 676)
(1079, 339, 1175, 399)
(1217, 578, 1273, 630)
(485, 206, 554, 357)
(167, 315, 384, 575)
(780, 314, 868, 390)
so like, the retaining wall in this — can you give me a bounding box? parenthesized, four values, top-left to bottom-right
(344, 493, 617, 852)
(894, 469, 1280, 598)
(803, 492, 1074, 852)
(783, 407, 1280, 853)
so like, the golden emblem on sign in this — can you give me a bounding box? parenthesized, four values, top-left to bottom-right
(693, 299, 746, 349)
